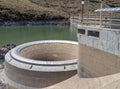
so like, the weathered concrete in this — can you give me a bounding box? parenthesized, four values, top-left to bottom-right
(77, 25, 120, 56)
(77, 25, 120, 77)
(78, 44, 120, 77)
(3, 25, 120, 89)
(4, 40, 78, 89)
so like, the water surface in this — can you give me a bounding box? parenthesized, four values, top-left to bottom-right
(0, 25, 77, 47)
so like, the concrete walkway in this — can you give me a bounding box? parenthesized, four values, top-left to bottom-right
(1, 69, 120, 89)
(43, 73, 120, 89)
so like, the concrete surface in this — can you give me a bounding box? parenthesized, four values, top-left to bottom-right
(3, 26, 120, 89)
(4, 40, 78, 89)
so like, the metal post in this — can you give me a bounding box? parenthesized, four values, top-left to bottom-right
(100, 0, 103, 27)
(95, 13, 97, 26)
(110, 12, 112, 28)
(87, 0, 90, 25)
(81, 0, 85, 25)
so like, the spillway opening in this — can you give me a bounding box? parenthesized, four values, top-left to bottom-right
(20, 43, 77, 61)
(5, 40, 78, 88)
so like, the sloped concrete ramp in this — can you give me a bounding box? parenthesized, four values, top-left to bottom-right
(4, 73, 120, 89)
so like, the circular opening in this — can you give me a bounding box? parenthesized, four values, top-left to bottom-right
(20, 42, 77, 61)
(5, 40, 78, 88)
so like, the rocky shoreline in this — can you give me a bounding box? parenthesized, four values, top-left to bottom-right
(0, 20, 70, 26)
(0, 44, 16, 62)
(0, 44, 16, 89)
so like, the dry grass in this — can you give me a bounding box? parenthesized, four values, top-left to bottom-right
(0, 0, 69, 21)
(0, 0, 119, 21)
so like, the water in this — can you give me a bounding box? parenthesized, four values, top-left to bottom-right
(0, 25, 77, 47)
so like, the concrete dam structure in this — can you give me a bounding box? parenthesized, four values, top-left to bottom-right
(4, 40, 78, 89)
(77, 25, 120, 77)
(4, 27, 120, 89)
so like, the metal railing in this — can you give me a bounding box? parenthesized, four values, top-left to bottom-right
(70, 15, 120, 29)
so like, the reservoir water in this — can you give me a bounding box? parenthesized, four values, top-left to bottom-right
(0, 25, 77, 47)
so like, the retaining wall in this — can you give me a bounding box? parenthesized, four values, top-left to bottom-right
(77, 25, 120, 77)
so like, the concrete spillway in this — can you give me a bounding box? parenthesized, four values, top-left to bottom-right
(4, 40, 78, 89)
(4, 25, 120, 89)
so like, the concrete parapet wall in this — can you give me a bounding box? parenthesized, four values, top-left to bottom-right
(78, 25, 120, 56)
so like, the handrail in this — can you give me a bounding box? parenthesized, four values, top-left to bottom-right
(70, 16, 120, 29)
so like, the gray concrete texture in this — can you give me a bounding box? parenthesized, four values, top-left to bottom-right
(5, 62, 76, 88)
(78, 44, 120, 77)
(77, 25, 120, 56)
(20, 43, 77, 61)
(77, 25, 120, 77)
(4, 26, 120, 89)
(4, 40, 78, 89)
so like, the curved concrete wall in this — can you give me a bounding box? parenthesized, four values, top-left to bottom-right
(5, 62, 76, 88)
(4, 40, 78, 89)
(20, 43, 77, 61)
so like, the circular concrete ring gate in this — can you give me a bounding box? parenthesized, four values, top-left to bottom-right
(5, 40, 78, 88)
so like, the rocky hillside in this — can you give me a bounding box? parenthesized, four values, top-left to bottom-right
(0, 0, 119, 21)
(0, 0, 69, 21)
